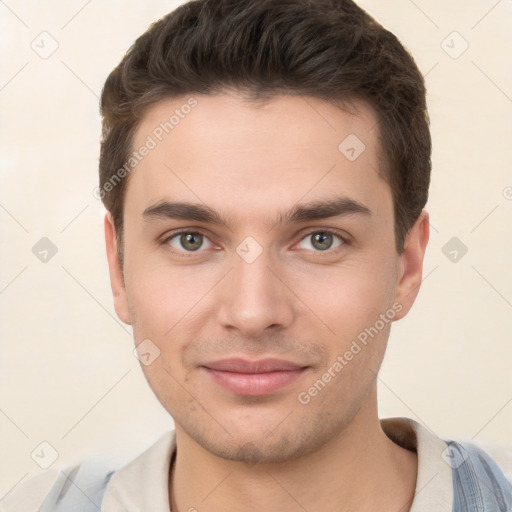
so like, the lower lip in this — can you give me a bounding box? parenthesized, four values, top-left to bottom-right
(203, 368, 307, 396)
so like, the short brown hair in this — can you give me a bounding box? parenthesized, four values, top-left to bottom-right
(99, 0, 431, 264)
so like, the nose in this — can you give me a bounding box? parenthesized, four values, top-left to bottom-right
(215, 249, 295, 339)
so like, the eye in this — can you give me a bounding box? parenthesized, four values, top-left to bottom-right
(296, 231, 345, 252)
(166, 232, 213, 252)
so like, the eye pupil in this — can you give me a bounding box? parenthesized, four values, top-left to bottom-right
(311, 232, 333, 251)
(181, 233, 203, 251)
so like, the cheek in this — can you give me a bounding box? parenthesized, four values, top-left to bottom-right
(125, 260, 218, 394)
(295, 325, 389, 426)
(124, 257, 208, 336)
(138, 357, 193, 421)
(126, 266, 194, 410)
(285, 254, 398, 337)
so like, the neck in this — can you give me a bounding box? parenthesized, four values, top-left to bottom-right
(169, 389, 417, 512)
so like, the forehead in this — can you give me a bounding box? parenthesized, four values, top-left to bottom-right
(124, 93, 391, 227)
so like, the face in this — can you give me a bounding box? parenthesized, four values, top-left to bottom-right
(105, 92, 429, 463)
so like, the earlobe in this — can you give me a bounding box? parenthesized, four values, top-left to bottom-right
(392, 210, 430, 321)
(104, 212, 132, 325)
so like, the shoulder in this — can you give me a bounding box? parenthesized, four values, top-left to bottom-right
(446, 439, 512, 511)
(473, 441, 512, 483)
(0, 459, 116, 512)
(0, 432, 175, 512)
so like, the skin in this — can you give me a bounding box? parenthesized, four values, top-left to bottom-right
(105, 92, 429, 511)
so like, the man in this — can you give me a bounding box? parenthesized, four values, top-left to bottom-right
(3, 0, 511, 511)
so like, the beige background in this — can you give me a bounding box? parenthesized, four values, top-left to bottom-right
(1, 0, 511, 499)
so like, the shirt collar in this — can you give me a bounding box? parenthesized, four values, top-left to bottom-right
(381, 417, 453, 512)
(102, 417, 453, 512)
(101, 431, 175, 512)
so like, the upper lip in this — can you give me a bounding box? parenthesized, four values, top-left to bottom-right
(202, 358, 306, 374)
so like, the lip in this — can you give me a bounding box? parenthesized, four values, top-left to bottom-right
(202, 358, 308, 396)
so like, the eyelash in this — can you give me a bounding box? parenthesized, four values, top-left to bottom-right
(159, 228, 350, 257)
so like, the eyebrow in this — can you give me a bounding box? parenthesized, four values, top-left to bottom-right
(142, 196, 372, 228)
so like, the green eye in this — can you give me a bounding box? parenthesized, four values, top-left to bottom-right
(298, 231, 344, 252)
(167, 232, 212, 252)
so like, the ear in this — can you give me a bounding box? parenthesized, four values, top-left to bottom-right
(104, 212, 132, 325)
(392, 210, 430, 321)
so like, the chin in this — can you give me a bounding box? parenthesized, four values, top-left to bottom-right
(177, 404, 354, 465)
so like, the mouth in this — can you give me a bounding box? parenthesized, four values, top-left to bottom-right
(201, 358, 309, 396)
